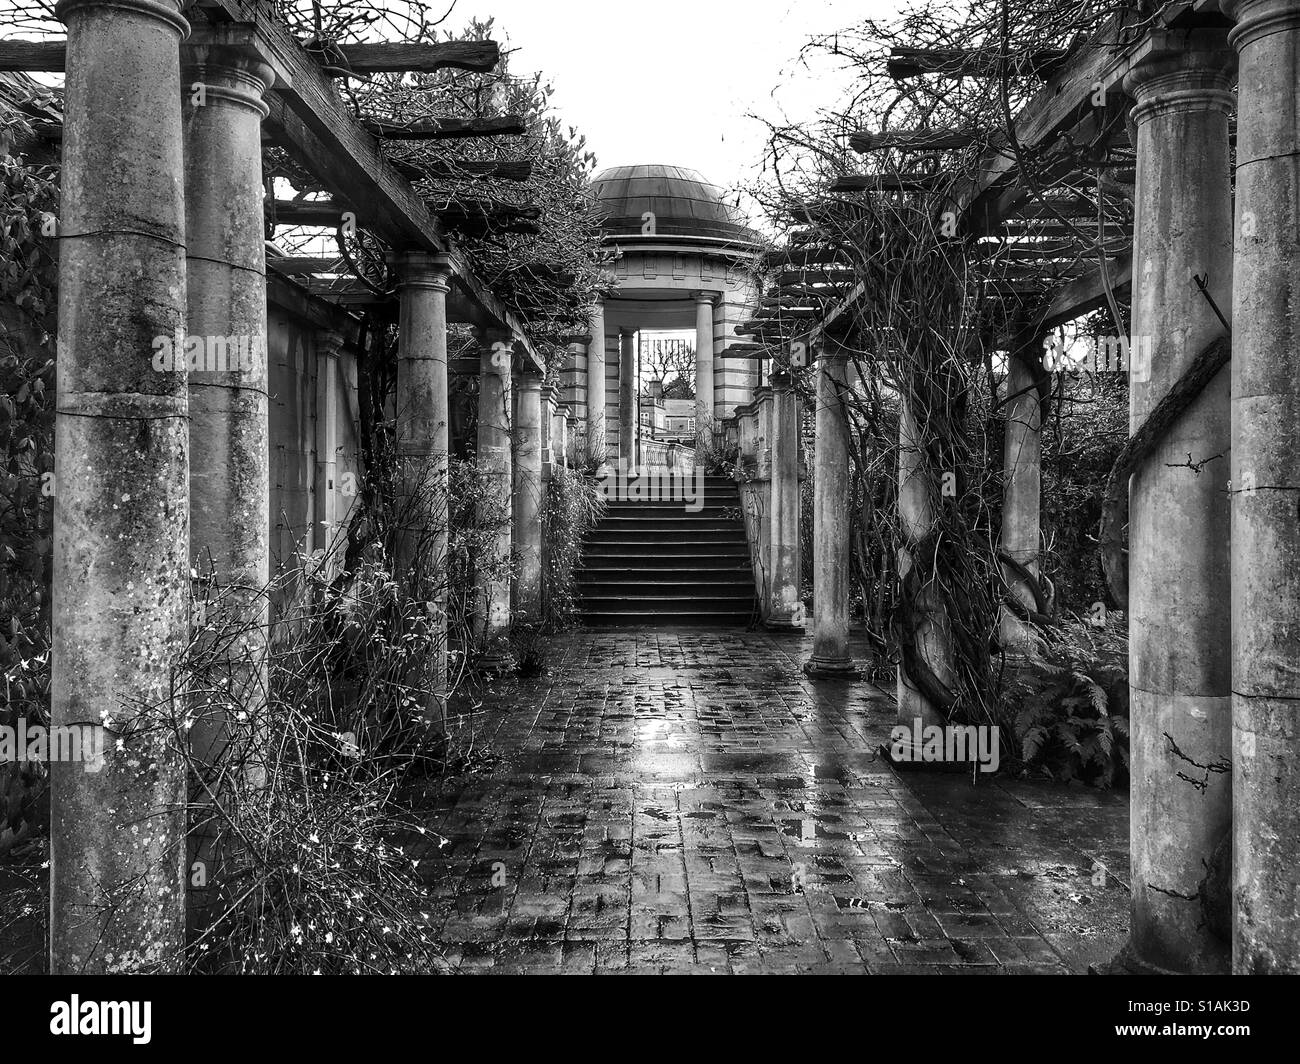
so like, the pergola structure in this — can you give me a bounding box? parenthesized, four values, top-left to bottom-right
(734, 0, 1299, 975)
(560, 164, 764, 470)
(0, 0, 580, 971)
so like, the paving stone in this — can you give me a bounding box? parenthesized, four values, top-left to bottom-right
(419, 627, 1128, 975)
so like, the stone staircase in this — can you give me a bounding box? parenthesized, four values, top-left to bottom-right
(577, 475, 756, 626)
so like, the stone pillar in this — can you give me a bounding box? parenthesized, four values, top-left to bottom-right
(895, 397, 953, 735)
(619, 327, 637, 471)
(998, 332, 1044, 653)
(694, 291, 717, 447)
(766, 369, 803, 629)
(1226, 0, 1300, 974)
(50, 0, 191, 973)
(805, 349, 857, 676)
(182, 34, 277, 930)
(313, 331, 343, 570)
(1120, 34, 1235, 974)
(514, 370, 545, 622)
(394, 251, 453, 721)
(586, 301, 607, 472)
(475, 329, 514, 668)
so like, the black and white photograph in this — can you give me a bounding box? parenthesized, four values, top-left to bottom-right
(0, 0, 1292, 1040)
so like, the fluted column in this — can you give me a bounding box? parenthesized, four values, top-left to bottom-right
(475, 329, 514, 669)
(766, 369, 803, 629)
(1226, 0, 1300, 974)
(1120, 33, 1236, 974)
(50, 0, 191, 973)
(514, 370, 545, 622)
(586, 301, 607, 472)
(394, 251, 453, 721)
(694, 292, 718, 447)
(805, 349, 857, 676)
(619, 327, 637, 471)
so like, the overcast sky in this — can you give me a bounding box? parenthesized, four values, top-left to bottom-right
(452, 0, 896, 203)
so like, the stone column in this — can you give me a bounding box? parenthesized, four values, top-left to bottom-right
(182, 34, 277, 931)
(1226, 0, 1300, 975)
(475, 329, 514, 668)
(394, 251, 453, 721)
(619, 327, 637, 471)
(586, 301, 608, 472)
(313, 331, 343, 571)
(1120, 34, 1235, 974)
(805, 349, 857, 676)
(50, 0, 191, 973)
(766, 369, 803, 629)
(998, 331, 1045, 653)
(895, 397, 954, 736)
(694, 291, 717, 448)
(514, 370, 545, 622)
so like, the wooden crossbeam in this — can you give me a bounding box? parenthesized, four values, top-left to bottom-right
(762, 247, 847, 269)
(850, 129, 976, 153)
(421, 159, 534, 181)
(830, 173, 946, 193)
(1036, 251, 1133, 330)
(362, 116, 527, 140)
(0, 38, 501, 74)
(886, 46, 1067, 81)
(267, 255, 347, 274)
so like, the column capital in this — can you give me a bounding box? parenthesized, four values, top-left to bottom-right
(183, 25, 295, 114)
(317, 330, 346, 359)
(769, 368, 793, 390)
(1227, 0, 1300, 49)
(392, 251, 454, 293)
(693, 290, 720, 305)
(475, 325, 515, 347)
(1123, 30, 1236, 124)
(57, 0, 188, 35)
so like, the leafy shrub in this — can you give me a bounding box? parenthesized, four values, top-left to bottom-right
(1004, 617, 1129, 788)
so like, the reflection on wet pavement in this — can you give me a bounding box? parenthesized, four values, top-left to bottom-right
(414, 628, 1129, 974)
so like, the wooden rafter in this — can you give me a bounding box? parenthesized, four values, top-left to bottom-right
(0, 38, 502, 74)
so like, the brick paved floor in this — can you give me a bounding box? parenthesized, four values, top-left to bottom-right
(416, 627, 1130, 974)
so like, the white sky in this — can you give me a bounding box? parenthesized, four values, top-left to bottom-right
(452, 0, 898, 202)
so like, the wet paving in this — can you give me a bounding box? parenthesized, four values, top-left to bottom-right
(416, 628, 1130, 974)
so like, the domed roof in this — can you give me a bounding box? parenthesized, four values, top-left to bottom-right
(591, 164, 761, 245)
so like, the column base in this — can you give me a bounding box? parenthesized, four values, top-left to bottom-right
(1089, 941, 1183, 976)
(763, 618, 805, 632)
(803, 656, 860, 680)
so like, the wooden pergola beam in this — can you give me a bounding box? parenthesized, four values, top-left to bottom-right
(850, 129, 976, 153)
(830, 173, 948, 193)
(886, 46, 1067, 81)
(362, 116, 527, 140)
(200, 2, 540, 361)
(1036, 251, 1134, 331)
(0, 38, 501, 74)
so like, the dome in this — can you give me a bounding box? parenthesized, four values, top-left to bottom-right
(590, 164, 761, 245)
